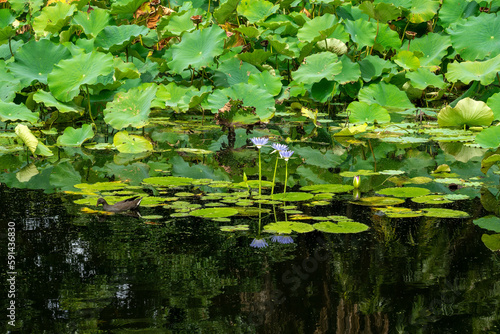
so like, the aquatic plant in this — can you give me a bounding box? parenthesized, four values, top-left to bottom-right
(270, 143, 289, 195)
(279, 150, 294, 198)
(250, 137, 269, 197)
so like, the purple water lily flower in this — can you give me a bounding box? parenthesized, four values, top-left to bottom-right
(250, 238, 268, 248)
(271, 143, 288, 153)
(279, 150, 294, 162)
(250, 137, 269, 149)
(271, 235, 294, 244)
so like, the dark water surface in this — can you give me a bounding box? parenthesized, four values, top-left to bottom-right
(1, 185, 500, 333)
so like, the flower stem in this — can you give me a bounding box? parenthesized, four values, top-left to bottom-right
(283, 161, 288, 198)
(271, 155, 278, 195)
(258, 148, 262, 197)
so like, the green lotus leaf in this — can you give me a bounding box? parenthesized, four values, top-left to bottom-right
(220, 224, 249, 232)
(406, 68, 447, 90)
(213, 57, 260, 87)
(358, 55, 396, 81)
(49, 161, 82, 191)
(113, 130, 153, 153)
(481, 234, 500, 251)
(153, 82, 210, 112)
(190, 207, 239, 218)
(14, 124, 37, 154)
(167, 25, 226, 73)
(95, 24, 149, 53)
(74, 181, 127, 192)
(110, 0, 147, 15)
(72, 8, 110, 37)
(373, 22, 401, 51)
(393, 50, 420, 70)
(0, 26, 15, 45)
(158, 8, 202, 38)
(292, 52, 342, 85)
(32, 2, 77, 36)
(56, 124, 94, 147)
(300, 184, 354, 193)
(248, 70, 282, 96)
(473, 216, 500, 233)
(297, 13, 338, 43)
(143, 176, 194, 187)
(0, 101, 39, 123)
(0, 62, 20, 102)
(264, 221, 315, 234)
(438, 98, 493, 128)
(487, 92, 500, 121)
(405, 32, 451, 68)
(411, 195, 453, 204)
(344, 19, 377, 48)
(358, 82, 414, 110)
(446, 54, 500, 86)
(104, 83, 157, 130)
(214, 0, 239, 23)
(313, 221, 369, 233)
(271, 192, 314, 201)
(205, 83, 275, 122)
(475, 126, 500, 148)
(317, 38, 347, 56)
(33, 90, 84, 114)
(376, 186, 430, 198)
(347, 101, 390, 124)
(237, 0, 279, 23)
(335, 55, 361, 84)
(48, 51, 114, 102)
(340, 170, 380, 177)
(7, 39, 71, 89)
(378, 207, 423, 218)
(448, 14, 500, 61)
(422, 208, 469, 218)
(352, 196, 405, 206)
(438, 0, 469, 28)
(267, 35, 301, 58)
(113, 58, 140, 80)
(0, 9, 15, 28)
(237, 49, 272, 67)
(359, 1, 400, 22)
(407, 0, 439, 23)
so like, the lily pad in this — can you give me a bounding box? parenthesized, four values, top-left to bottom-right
(271, 192, 314, 201)
(142, 176, 194, 187)
(190, 208, 239, 218)
(411, 195, 453, 204)
(473, 216, 500, 233)
(264, 221, 315, 234)
(220, 225, 250, 232)
(56, 124, 94, 147)
(481, 234, 500, 251)
(422, 208, 469, 218)
(352, 196, 405, 206)
(313, 221, 369, 233)
(376, 187, 430, 198)
(113, 131, 153, 153)
(300, 184, 354, 193)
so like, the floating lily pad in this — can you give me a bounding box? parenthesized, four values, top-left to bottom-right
(313, 221, 369, 233)
(339, 170, 379, 177)
(220, 225, 250, 232)
(170, 212, 190, 217)
(481, 234, 500, 251)
(271, 192, 314, 201)
(300, 184, 354, 193)
(473, 216, 500, 233)
(379, 207, 423, 218)
(444, 194, 469, 201)
(75, 182, 127, 191)
(140, 197, 165, 207)
(422, 208, 469, 218)
(141, 215, 163, 219)
(233, 207, 271, 216)
(190, 208, 239, 218)
(376, 187, 430, 198)
(264, 221, 315, 234)
(143, 176, 194, 187)
(411, 195, 453, 204)
(352, 197, 405, 206)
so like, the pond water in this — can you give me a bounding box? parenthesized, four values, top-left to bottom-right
(1, 181, 500, 333)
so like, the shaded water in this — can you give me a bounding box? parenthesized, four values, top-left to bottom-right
(2, 185, 499, 333)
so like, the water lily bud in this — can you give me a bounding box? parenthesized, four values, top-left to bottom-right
(353, 175, 360, 188)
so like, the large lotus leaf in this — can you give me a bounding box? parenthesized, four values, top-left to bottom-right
(0, 9, 15, 27)
(314, 221, 369, 233)
(267, 35, 300, 58)
(373, 23, 401, 51)
(113, 58, 140, 80)
(104, 83, 157, 129)
(438, 98, 493, 128)
(297, 13, 338, 43)
(113, 130, 153, 153)
(237, 49, 272, 66)
(95, 25, 149, 53)
(359, 1, 400, 22)
(377, 186, 430, 198)
(48, 51, 114, 102)
(214, 0, 239, 23)
(358, 82, 414, 110)
(438, 0, 470, 28)
(14, 124, 37, 154)
(358, 55, 395, 81)
(347, 101, 390, 124)
(446, 54, 500, 86)
(32, 2, 77, 36)
(0, 26, 16, 45)
(205, 83, 275, 122)
(110, 0, 147, 15)
(407, 0, 439, 23)
(264, 221, 315, 233)
(167, 25, 226, 73)
(393, 50, 420, 70)
(158, 8, 201, 38)
(335, 55, 361, 84)
(487, 92, 500, 121)
(344, 19, 377, 48)
(474, 216, 500, 232)
(448, 14, 500, 61)
(72, 8, 110, 37)
(7, 39, 71, 89)
(213, 57, 260, 87)
(33, 90, 84, 114)
(293, 147, 343, 169)
(405, 33, 451, 68)
(153, 82, 210, 112)
(49, 161, 82, 191)
(56, 124, 94, 147)
(475, 126, 500, 148)
(0, 61, 20, 102)
(406, 68, 447, 90)
(237, 0, 279, 23)
(292, 52, 342, 85)
(0, 101, 39, 123)
(248, 70, 282, 96)
(481, 234, 500, 251)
